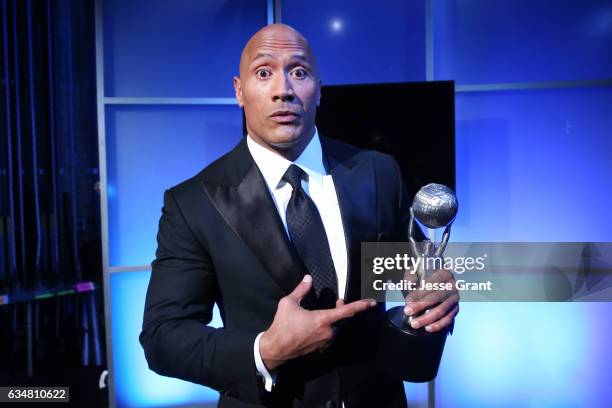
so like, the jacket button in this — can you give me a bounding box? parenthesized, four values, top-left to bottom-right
(326, 401, 337, 408)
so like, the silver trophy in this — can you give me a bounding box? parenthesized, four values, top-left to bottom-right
(378, 183, 458, 382)
(406, 183, 458, 321)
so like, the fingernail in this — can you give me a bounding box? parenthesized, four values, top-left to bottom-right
(425, 325, 434, 332)
(411, 320, 420, 329)
(404, 307, 414, 316)
(303, 275, 312, 282)
(370, 301, 377, 307)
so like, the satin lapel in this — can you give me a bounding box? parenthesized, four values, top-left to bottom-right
(200, 143, 309, 297)
(322, 137, 377, 301)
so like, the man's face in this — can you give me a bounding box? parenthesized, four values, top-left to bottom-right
(234, 25, 321, 153)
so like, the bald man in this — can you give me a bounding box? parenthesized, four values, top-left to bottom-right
(140, 24, 458, 408)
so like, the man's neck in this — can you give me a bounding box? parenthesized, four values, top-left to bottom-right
(249, 128, 316, 162)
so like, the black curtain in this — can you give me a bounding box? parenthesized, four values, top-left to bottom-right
(0, 0, 100, 290)
(0, 1, 105, 400)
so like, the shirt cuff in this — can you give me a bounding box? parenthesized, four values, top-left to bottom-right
(254, 332, 277, 392)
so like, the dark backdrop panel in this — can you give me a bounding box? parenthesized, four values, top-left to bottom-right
(317, 81, 455, 201)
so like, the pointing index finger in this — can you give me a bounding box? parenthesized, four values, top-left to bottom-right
(322, 299, 377, 324)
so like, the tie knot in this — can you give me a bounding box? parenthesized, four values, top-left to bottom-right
(282, 164, 306, 190)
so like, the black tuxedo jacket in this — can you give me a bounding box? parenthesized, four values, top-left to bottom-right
(140, 136, 412, 408)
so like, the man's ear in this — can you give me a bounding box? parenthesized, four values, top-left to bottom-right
(316, 78, 322, 107)
(233, 76, 244, 107)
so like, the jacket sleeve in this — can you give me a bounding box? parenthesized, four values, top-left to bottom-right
(139, 188, 260, 397)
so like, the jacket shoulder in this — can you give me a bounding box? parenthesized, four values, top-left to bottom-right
(321, 135, 398, 171)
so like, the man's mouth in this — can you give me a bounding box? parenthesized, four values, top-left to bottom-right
(270, 111, 300, 124)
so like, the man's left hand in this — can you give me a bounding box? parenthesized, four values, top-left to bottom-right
(404, 268, 460, 333)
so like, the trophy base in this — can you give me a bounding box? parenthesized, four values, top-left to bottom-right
(376, 306, 449, 383)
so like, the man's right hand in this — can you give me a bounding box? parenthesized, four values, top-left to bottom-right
(259, 275, 377, 371)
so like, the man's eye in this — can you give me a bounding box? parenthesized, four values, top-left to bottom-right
(292, 68, 307, 79)
(256, 69, 270, 79)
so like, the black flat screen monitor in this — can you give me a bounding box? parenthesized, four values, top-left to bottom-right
(316, 81, 455, 201)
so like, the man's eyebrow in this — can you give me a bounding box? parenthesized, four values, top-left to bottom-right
(252, 52, 274, 62)
(288, 54, 311, 65)
(250, 52, 312, 65)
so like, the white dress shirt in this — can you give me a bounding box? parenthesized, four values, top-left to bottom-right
(247, 128, 348, 392)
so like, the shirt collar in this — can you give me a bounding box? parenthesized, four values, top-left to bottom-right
(246, 127, 326, 190)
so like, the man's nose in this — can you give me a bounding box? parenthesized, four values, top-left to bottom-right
(271, 73, 295, 102)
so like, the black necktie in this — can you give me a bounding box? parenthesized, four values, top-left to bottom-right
(283, 164, 338, 308)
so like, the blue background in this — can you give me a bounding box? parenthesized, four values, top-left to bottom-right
(98, 0, 612, 407)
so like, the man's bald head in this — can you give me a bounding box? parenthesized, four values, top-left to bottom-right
(238, 24, 319, 80)
(233, 24, 321, 161)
